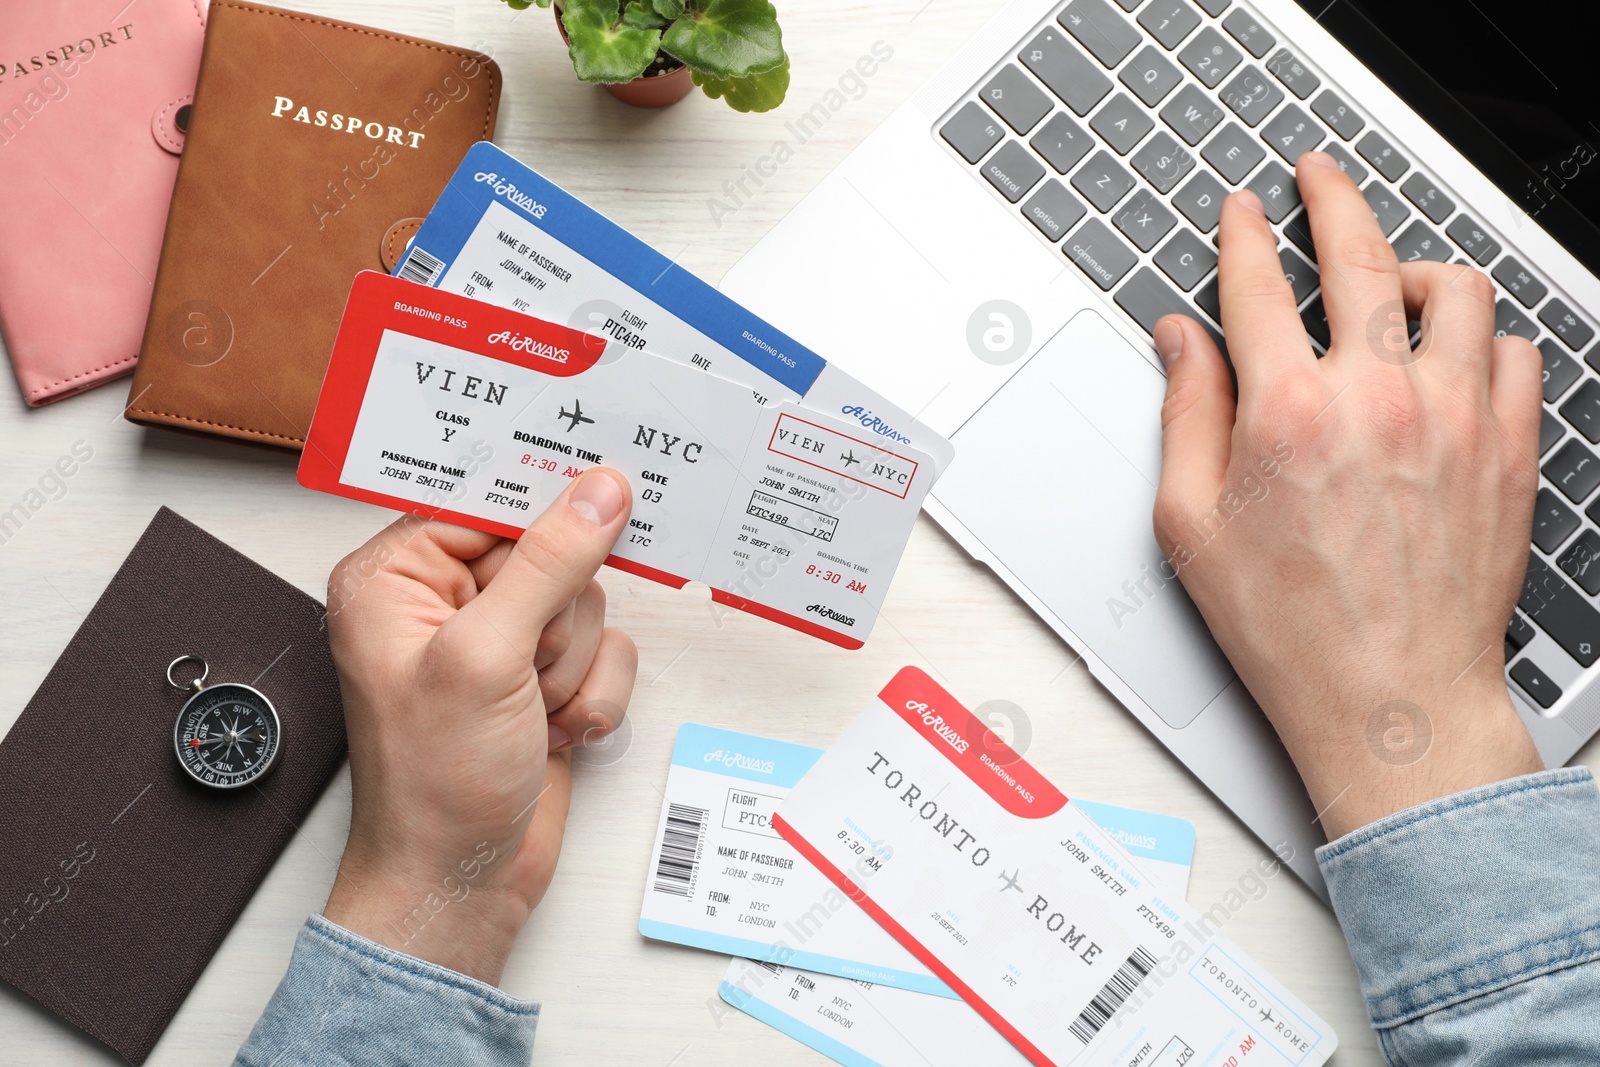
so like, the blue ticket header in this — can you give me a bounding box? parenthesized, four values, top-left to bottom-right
(403, 141, 827, 397)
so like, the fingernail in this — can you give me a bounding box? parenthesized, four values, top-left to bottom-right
(569, 470, 624, 525)
(1233, 189, 1264, 215)
(1153, 318, 1184, 368)
(1301, 150, 1339, 169)
(548, 722, 571, 753)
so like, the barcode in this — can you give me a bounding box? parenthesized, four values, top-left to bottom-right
(1069, 947, 1158, 1044)
(397, 244, 445, 286)
(651, 803, 707, 897)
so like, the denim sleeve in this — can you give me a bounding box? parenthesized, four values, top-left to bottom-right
(232, 913, 539, 1067)
(1317, 766, 1600, 1065)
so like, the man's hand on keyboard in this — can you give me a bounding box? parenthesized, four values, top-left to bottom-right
(1151, 150, 1544, 840)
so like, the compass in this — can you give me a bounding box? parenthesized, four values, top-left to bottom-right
(166, 655, 281, 789)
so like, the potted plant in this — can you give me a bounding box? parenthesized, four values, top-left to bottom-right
(502, 0, 790, 111)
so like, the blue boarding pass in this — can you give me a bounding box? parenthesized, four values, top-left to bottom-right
(394, 141, 954, 474)
(640, 724, 1195, 999)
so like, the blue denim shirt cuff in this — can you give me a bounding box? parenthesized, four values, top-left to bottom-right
(233, 914, 539, 1067)
(1316, 766, 1600, 1028)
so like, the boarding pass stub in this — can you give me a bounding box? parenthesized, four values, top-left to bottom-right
(773, 667, 1336, 1067)
(392, 141, 954, 474)
(298, 272, 935, 647)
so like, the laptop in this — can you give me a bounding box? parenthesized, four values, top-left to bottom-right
(720, 0, 1600, 897)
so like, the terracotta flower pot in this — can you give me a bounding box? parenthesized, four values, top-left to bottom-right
(553, 6, 696, 109)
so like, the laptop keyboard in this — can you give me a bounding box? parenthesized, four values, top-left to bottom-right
(937, 0, 1600, 717)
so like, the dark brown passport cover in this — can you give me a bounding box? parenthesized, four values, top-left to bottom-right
(125, 0, 501, 449)
(0, 507, 347, 1063)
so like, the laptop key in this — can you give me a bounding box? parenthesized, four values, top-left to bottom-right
(1160, 84, 1225, 145)
(1543, 410, 1566, 456)
(1030, 112, 1096, 173)
(1261, 104, 1326, 164)
(1507, 611, 1538, 653)
(1178, 27, 1242, 89)
(1495, 298, 1539, 342)
(1532, 491, 1582, 554)
(1195, 0, 1231, 16)
(1283, 209, 1318, 261)
(1061, 0, 1142, 68)
(1319, 142, 1367, 184)
(1139, 0, 1202, 49)
(1493, 256, 1548, 308)
(1064, 217, 1139, 290)
(940, 102, 1004, 163)
(1154, 228, 1217, 290)
(1520, 551, 1600, 665)
(1265, 48, 1320, 99)
(1545, 438, 1600, 503)
(1278, 246, 1318, 304)
(1120, 45, 1184, 106)
(982, 141, 1046, 203)
(1391, 221, 1450, 263)
(1113, 188, 1178, 250)
(1400, 172, 1455, 224)
(1110, 0, 1141, 9)
(1116, 266, 1226, 353)
(1195, 275, 1223, 325)
(1071, 150, 1137, 211)
(1130, 131, 1196, 193)
(1021, 178, 1089, 242)
(1020, 29, 1113, 116)
(1244, 160, 1300, 221)
(1173, 170, 1227, 232)
(1222, 9, 1274, 58)
(1300, 292, 1330, 350)
(1355, 130, 1409, 181)
(1361, 183, 1410, 237)
(1541, 298, 1595, 351)
(1219, 65, 1282, 128)
(1445, 214, 1501, 266)
(1561, 379, 1600, 442)
(1092, 92, 1157, 153)
(1509, 658, 1561, 709)
(1540, 339, 1583, 402)
(1309, 89, 1364, 141)
(1202, 123, 1267, 185)
(980, 65, 1054, 135)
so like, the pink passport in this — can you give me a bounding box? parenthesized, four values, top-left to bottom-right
(0, 0, 204, 406)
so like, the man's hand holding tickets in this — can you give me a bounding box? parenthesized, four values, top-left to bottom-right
(320, 469, 638, 986)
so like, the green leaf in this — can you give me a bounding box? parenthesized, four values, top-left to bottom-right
(561, 0, 663, 82)
(652, 0, 686, 16)
(661, 0, 783, 79)
(622, 0, 668, 29)
(501, 0, 543, 9)
(692, 53, 789, 112)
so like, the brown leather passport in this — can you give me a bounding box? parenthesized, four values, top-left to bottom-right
(0, 507, 347, 1063)
(125, 0, 501, 448)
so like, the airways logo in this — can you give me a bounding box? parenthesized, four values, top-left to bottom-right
(486, 330, 570, 363)
(905, 700, 970, 755)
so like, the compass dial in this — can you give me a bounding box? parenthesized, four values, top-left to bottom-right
(173, 683, 281, 788)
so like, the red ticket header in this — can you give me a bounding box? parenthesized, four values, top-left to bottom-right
(878, 667, 1067, 818)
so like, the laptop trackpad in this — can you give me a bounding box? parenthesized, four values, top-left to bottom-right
(938, 309, 1235, 728)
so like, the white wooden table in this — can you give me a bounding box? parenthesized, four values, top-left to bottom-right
(0, 1, 1482, 1062)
